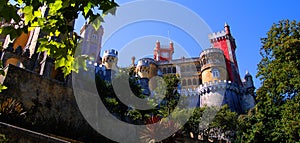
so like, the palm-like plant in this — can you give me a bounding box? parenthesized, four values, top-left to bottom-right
(140, 116, 184, 143)
(0, 98, 26, 123)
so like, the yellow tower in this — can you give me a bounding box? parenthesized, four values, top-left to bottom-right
(200, 48, 228, 83)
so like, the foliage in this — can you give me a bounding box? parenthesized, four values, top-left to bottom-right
(184, 105, 238, 142)
(0, 0, 118, 76)
(0, 133, 8, 143)
(0, 61, 7, 92)
(96, 69, 182, 125)
(237, 20, 300, 142)
(0, 97, 26, 123)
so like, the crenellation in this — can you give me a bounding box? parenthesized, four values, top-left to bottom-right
(208, 30, 226, 40)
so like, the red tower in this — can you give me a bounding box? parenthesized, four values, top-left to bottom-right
(154, 40, 174, 61)
(208, 23, 241, 85)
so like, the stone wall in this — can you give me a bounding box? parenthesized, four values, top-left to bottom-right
(0, 122, 76, 143)
(0, 64, 92, 141)
(0, 65, 78, 118)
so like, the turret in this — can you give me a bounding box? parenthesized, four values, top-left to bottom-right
(154, 40, 160, 61)
(244, 71, 255, 94)
(136, 59, 151, 96)
(208, 23, 241, 85)
(200, 48, 228, 83)
(131, 56, 135, 67)
(80, 23, 104, 64)
(155, 40, 160, 50)
(102, 49, 118, 70)
(169, 41, 174, 53)
(224, 22, 231, 35)
(153, 40, 174, 62)
(95, 49, 118, 82)
(136, 59, 150, 79)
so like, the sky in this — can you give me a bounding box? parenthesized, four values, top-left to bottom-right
(74, 0, 300, 88)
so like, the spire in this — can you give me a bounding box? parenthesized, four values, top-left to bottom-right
(131, 56, 135, 66)
(224, 22, 228, 27)
(224, 22, 231, 35)
(246, 70, 249, 75)
(155, 40, 160, 50)
(245, 70, 252, 77)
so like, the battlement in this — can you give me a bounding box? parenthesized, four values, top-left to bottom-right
(199, 47, 226, 73)
(179, 88, 199, 96)
(103, 49, 118, 58)
(198, 80, 240, 94)
(208, 30, 227, 40)
(200, 47, 224, 58)
(137, 59, 150, 68)
(159, 45, 171, 49)
(140, 58, 157, 65)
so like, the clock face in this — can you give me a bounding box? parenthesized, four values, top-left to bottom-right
(161, 52, 169, 58)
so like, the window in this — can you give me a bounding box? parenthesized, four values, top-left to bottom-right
(188, 79, 192, 85)
(182, 79, 186, 86)
(92, 34, 97, 39)
(212, 68, 220, 78)
(163, 68, 166, 74)
(193, 78, 197, 85)
(172, 67, 176, 73)
(167, 67, 171, 73)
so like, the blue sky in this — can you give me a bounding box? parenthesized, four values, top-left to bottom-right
(74, 0, 300, 88)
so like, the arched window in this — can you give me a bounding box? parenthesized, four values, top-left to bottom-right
(172, 67, 176, 73)
(193, 78, 197, 85)
(163, 68, 166, 74)
(92, 34, 97, 39)
(167, 67, 171, 73)
(212, 68, 220, 78)
(188, 79, 192, 85)
(182, 79, 186, 86)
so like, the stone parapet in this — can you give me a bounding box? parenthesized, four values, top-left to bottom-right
(198, 80, 240, 95)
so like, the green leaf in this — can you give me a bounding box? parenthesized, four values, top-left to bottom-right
(84, 2, 93, 17)
(0, 85, 7, 92)
(48, 0, 63, 15)
(91, 16, 102, 31)
(23, 6, 33, 24)
(55, 57, 66, 69)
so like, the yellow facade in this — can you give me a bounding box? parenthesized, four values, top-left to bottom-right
(13, 32, 30, 50)
(201, 66, 227, 83)
(200, 48, 228, 83)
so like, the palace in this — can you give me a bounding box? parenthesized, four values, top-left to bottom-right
(88, 23, 256, 114)
(0, 17, 255, 114)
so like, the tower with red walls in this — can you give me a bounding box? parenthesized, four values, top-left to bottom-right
(208, 23, 242, 85)
(154, 40, 174, 62)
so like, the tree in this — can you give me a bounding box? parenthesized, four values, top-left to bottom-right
(237, 20, 300, 142)
(0, 0, 118, 76)
(184, 105, 238, 142)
